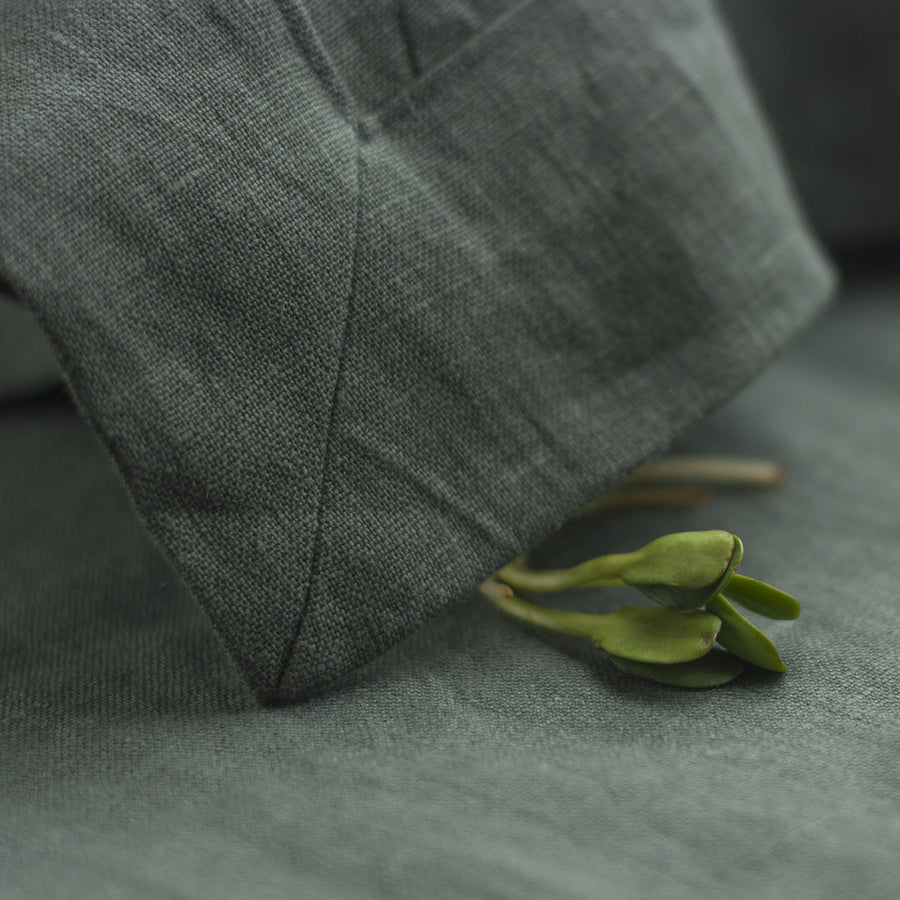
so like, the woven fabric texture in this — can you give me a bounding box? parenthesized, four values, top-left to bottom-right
(720, 0, 900, 248)
(0, 290, 59, 401)
(0, 0, 832, 701)
(2, 285, 897, 897)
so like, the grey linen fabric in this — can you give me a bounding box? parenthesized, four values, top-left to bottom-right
(0, 289, 59, 401)
(720, 0, 900, 249)
(2, 285, 898, 898)
(1, 0, 833, 703)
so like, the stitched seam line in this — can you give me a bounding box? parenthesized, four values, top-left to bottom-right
(275, 0, 355, 119)
(270, 0, 364, 698)
(372, 0, 538, 121)
(273, 133, 365, 696)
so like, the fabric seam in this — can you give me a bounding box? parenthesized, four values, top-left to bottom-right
(272, 131, 365, 697)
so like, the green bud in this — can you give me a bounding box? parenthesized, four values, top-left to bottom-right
(616, 530, 742, 611)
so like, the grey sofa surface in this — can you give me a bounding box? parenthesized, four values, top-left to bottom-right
(3, 281, 898, 898)
(720, 0, 900, 248)
(0, 291, 59, 402)
(4, 2, 898, 895)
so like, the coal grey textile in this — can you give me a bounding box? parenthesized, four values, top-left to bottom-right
(0, 1, 833, 702)
(719, 1, 900, 249)
(2, 283, 898, 898)
(0, 290, 59, 402)
(0, 0, 829, 700)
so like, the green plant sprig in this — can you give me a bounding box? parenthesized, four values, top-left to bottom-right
(480, 458, 801, 688)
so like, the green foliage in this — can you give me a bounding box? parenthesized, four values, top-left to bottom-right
(606, 649, 747, 688)
(590, 607, 721, 664)
(705, 594, 786, 672)
(723, 573, 801, 620)
(482, 529, 799, 688)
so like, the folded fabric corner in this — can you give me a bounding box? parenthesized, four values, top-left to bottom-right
(0, 0, 834, 703)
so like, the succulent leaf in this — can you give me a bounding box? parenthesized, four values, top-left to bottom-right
(706, 594, 787, 672)
(606, 648, 747, 687)
(723, 573, 801, 620)
(591, 606, 721, 664)
(617, 531, 742, 610)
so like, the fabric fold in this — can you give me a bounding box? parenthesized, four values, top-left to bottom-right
(0, 0, 833, 703)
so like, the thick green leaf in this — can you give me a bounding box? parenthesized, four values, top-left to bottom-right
(497, 531, 746, 604)
(617, 531, 743, 610)
(723, 574, 801, 620)
(606, 648, 747, 687)
(591, 606, 721, 664)
(706, 594, 786, 672)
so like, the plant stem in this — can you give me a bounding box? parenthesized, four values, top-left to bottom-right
(577, 487, 711, 516)
(480, 578, 607, 640)
(624, 456, 785, 487)
(496, 552, 631, 592)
